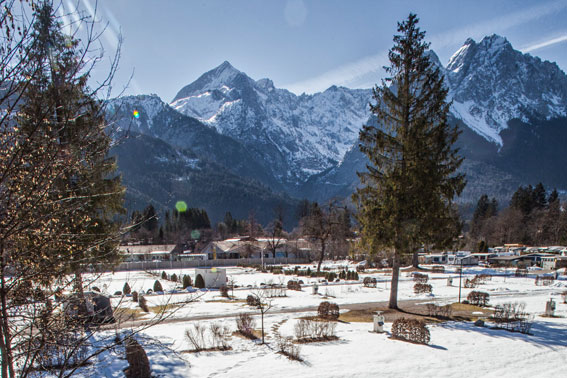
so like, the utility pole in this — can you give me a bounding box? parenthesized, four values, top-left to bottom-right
(458, 258, 463, 303)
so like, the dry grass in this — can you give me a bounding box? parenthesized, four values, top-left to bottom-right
(149, 303, 180, 314)
(339, 302, 494, 324)
(113, 307, 145, 322)
(232, 329, 261, 340)
(205, 299, 247, 304)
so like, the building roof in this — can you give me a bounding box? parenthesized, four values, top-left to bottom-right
(119, 244, 176, 255)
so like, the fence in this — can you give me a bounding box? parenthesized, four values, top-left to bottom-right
(104, 257, 310, 272)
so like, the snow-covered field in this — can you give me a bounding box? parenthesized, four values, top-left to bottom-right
(73, 264, 567, 377)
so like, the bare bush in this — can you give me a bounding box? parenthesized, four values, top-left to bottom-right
(287, 280, 302, 291)
(263, 282, 287, 298)
(275, 335, 302, 361)
(413, 283, 432, 294)
(132, 291, 138, 303)
(426, 304, 452, 318)
(219, 286, 229, 298)
(535, 275, 554, 286)
(515, 268, 528, 277)
(464, 277, 478, 288)
(209, 323, 231, 350)
(431, 266, 445, 273)
(236, 313, 256, 339)
(247, 295, 261, 307)
(294, 319, 337, 341)
(467, 291, 490, 307)
(413, 273, 429, 283)
(492, 302, 533, 334)
(317, 301, 339, 320)
(391, 318, 430, 344)
(185, 323, 207, 351)
(363, 277, 377, 288)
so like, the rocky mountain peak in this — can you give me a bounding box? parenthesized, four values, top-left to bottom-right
(446, 35, 567, 145)
(171, 61, 247, 102)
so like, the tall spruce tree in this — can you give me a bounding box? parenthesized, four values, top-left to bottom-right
(0, 2, 125, 375)
(354, 14, 465, 309)
(26, 2, 124, 282)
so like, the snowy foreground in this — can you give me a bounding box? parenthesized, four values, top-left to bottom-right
(72, 263, 566, 377)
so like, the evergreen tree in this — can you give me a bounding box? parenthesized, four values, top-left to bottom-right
(354, 14, 465, 309)
(0, 2, 124, 375)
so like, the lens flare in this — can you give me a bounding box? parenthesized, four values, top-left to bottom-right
(211, 267, 217, 273)
(133, 110, 140, 119)
(191, 230, 201, 240)
(175, 200, 187, 212)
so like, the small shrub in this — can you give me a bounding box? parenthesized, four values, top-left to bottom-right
(426, 303, 452, 318)
(287, 280, 301, 291)
(431, 266, 445, 273)
(124, 338, 151, 378)
(294, 319, 337, 341)
(464, 277, 478, 288)
(153, 280, 163, 293)
(363, 277, 377, 288)
(236, 313, 256, 338)
(325, 272, 337, 282)
(492, 302, 533, 334)
(413, 273, 428, 283)
(356, 265, 365, 272)
(391, 318, 430, 344)
(182, 275, 192, 289)
(195, 274, 205, 289)
(161, 271, 167, 280)
(318, 301, 339, 320)
(114, 291, 122, 296)
(132, 291, 138, 303)
(185, 323, 206, 352)
(170, 273, 178, 282)
(138, 295, 149, 312)
(467, 291, 490, 307)
(123, 282, 132, 295)
(535, 275, 554, 286)
(219, 285, 229, 298)
(515, 268, 528, 277)
(276, 335, 302, 361)
(246, 295, 260, 307)
(91, 286, 100, 293)
(413, 283, 432, 294)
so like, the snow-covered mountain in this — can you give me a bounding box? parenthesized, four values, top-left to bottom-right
(446, 34, 567, 145)
(109, 34, 567, 218)
(170, 61, 371, 187)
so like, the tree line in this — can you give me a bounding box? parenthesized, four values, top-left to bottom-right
(469, 183, 567, 250)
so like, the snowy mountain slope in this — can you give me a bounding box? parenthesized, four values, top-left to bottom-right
(110, 34, 567, 214)
(110, 132, 299, 224)
(107, 94, 282, 191)
(445, 35, 567, 145)
(170, 61, 371, 187)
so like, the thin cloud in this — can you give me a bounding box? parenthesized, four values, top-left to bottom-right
(521, 34, 567, 53)
(285, 0, 567, 94)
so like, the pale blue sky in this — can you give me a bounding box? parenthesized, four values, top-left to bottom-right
(68, 0, 567, 101)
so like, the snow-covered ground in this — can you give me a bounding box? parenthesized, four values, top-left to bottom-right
(70, 264, 567, 377)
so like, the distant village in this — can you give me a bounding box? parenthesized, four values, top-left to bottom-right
(118, 237, 567, 272)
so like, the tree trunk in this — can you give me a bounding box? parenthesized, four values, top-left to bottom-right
(0, 243, 15, 378)
(317, 240, 326, 273)
(260, 309, 264, 344)
(412, 250, 419, 268)
(389, 252, 400, 310)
